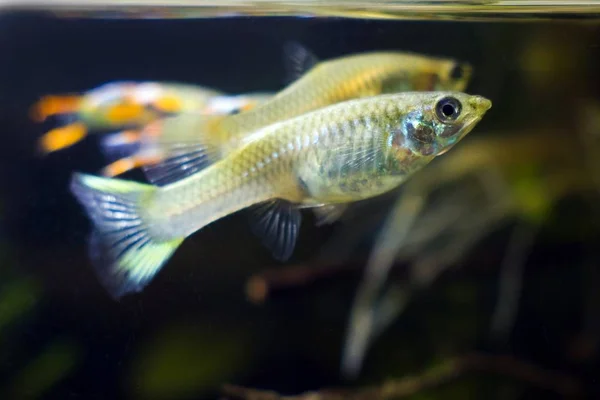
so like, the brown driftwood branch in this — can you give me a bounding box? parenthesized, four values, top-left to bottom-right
(245, 261, 362, 304)
(221, 352, 583, 400)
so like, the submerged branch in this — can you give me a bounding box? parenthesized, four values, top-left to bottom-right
(222, 353, 583, 400)
(490, 222, 539, 341)
(245, 261, 360, 304)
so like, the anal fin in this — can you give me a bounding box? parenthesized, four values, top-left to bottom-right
(248, 200, 302, 262)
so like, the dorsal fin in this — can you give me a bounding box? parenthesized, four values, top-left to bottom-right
(141, 141, 220, 186)
(248, 200, 302, 261)
(283, 41, 320, 84)
(138, 116, 222, 186)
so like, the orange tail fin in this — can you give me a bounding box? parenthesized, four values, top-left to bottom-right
(38, 122, 88, 154)
(30, 95, 82, 122)
(101, 154, 163, 177)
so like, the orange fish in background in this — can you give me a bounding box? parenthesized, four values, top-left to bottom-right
(31, 81, 272, 157)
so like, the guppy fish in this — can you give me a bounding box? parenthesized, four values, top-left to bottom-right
(31, 81, 272, 154)
(101, 46, 472, 180)
(70, 91, 491, 298)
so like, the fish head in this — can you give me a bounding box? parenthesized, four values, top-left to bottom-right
(436, 60, 473, 91)
(388, 92, 492, 158)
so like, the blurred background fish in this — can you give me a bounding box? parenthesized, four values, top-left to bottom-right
(30, 81, 273, 156)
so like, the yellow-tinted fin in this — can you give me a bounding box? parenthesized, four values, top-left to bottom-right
(30, 95, 82, 122)
(69, 173, 183, 299)
(38, 122, 87, 154)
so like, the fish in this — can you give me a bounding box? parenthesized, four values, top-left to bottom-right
(70, 91, 492, 298)
(31, 81, 272, 154)
(101, 45, 473, 180)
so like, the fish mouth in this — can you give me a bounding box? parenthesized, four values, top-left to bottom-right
(470, 95, 492, 113)
(435, 115, 483, 157)
(460, 95, 491, 136)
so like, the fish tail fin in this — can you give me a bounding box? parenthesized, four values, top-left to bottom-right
(70, 173, 184, 298)
(29, 95, 82, 122)
(37, 122, 88, 154)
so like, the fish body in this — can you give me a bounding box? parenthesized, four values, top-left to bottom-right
(202, 91, 274, 115)
(32, 81, 272, 153)
(209, 51, 472, 152)
(76, 82, 224, 127)
(103, 50, 472, 178)
(70, 91, 491, 298)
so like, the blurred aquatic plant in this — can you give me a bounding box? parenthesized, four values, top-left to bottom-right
(0, 277, 39, 335)
(518, 25, 590, 97)
(3, 339, 80, 399)
(339, 127, 600, 378)
(0, 276, 82, 398)
(129, 322, 255, 399)
(0, 240, 82, 399)
(222, 352, 582, 400)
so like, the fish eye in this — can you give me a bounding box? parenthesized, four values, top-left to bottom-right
(450, 64, 464, 80)
(435, 96, 462, 123)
